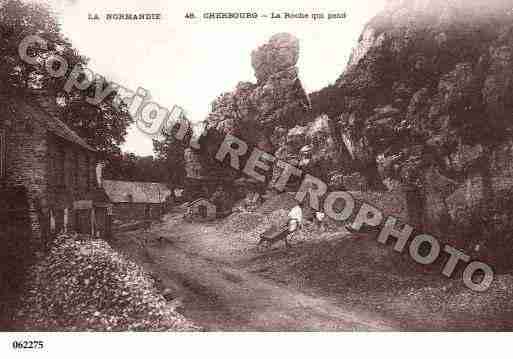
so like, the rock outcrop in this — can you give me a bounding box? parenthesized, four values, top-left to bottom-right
(186, 2, 513, 263)
(203, 33, 310, 145)
(329, 0, 513, 258)
(271, 114, 341, 187)
(186, 33, 312, 197)
(251, 33, 300, 83)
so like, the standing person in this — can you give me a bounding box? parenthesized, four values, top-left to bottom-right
(314, 210, 327, 231)
(286, 202, 303, 247)
(106, 205, 113, 239)
(313, 193, 327, 232)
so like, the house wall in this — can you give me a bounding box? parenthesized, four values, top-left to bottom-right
(1, 115, 49, 246)
(0, 118, 97, 244)
(46, 135, 97, 234)
(0, 113, 50, 297)
(0, 99, 101, 302)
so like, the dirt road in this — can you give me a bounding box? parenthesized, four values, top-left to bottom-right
(115, 213, 393, 331)
(115, 209, 513, 331)
(146, 242, 391, 330)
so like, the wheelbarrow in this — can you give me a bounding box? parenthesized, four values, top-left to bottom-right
(258, 222, 292, 249)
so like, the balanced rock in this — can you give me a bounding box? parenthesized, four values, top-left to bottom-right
(251, 33, 300, 83)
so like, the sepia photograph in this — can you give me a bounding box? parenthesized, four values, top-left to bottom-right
(1, 0, 513, 356)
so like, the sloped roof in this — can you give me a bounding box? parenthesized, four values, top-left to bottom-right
(102, 180, 171, 204)
(1, 92, 96, 152)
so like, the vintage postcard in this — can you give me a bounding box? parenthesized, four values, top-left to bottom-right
(1, 0, 512, 356)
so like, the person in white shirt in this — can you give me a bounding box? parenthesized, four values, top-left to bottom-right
(287, 203, 303, 244)
(314, 211, 327, 231)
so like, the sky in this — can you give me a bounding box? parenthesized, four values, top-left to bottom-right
(45, 0, 387, 156)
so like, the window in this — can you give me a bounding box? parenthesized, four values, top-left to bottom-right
(0, 130, 5, 178)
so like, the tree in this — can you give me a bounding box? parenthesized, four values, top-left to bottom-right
(60, 83, 133, 158)
(0, 0, 133, 158)
(0, 0, 72, 89)
(153, 117, 193, 187)
(103, 152, 170, 183)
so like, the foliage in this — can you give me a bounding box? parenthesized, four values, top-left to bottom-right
(152, 118, 193, 187)
(0, 0, 70, 89)
(103, 152, 170, 183)
(0, 0, 133, 157)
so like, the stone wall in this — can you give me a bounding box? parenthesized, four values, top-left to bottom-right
(1, 107, 98, 245)
(1, 109, 49, 245)
(1, 105, 50, 300)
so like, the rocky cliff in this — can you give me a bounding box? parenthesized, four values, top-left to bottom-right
(188, 1, 513, 264)
(329, 0, 513, 259)
(187, 33, 313, 194)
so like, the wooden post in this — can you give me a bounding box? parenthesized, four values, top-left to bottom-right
(64, 208, 69, 233)
(50, 209, 56, 234)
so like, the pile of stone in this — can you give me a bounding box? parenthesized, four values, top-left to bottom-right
(12, 234, 197, 331)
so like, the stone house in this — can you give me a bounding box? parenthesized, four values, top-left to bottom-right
(0, 92, 108, 250)
(102, 180, 171, 223)
(184, 198, 216, 222)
